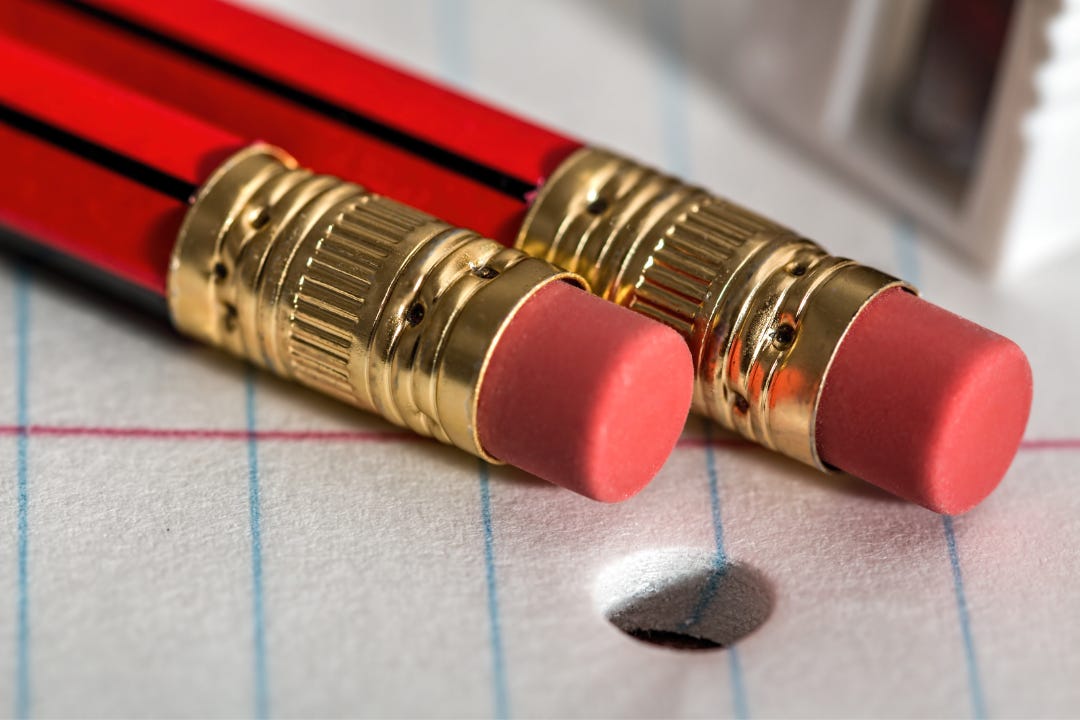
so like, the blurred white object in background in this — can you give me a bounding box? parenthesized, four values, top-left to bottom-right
(726, 0, 1078, 277)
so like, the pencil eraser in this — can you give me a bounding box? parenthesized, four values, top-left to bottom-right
(477, 281, 694, 502)
(816, 288, 1032, 514)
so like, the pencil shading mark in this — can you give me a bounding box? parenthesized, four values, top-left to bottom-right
(245, 370, 269, 719)
(478, 462, 509, 719)
(944, 516, 987, 719)
(14, 266, 31, 719)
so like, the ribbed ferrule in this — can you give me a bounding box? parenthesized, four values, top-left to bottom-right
(168, 144, 583, 459)
(631, 198, 774, 335)
(287, 199, 420, 403)
(519, 147, 909, 469)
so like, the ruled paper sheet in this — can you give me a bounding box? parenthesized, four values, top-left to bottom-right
(1, 1, 1078, 717)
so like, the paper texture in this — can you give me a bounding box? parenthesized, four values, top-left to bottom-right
(1, 1, 1077, 717)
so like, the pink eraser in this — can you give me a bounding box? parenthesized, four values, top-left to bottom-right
(816, 288, 1032, 514)
(477, 281, 694, 502)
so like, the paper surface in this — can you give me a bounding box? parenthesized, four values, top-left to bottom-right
(1, 1, 1078, 717)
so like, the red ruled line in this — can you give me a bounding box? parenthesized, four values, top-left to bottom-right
(1015, 438, 1080, 450)
(0, 423, 1073, 452)
(0, 424, 418, 443)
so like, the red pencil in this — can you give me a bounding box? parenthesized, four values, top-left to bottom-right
(0, 0, 576, 245)
(0, 36, 695, 501)
(0, 3, 1034, 513)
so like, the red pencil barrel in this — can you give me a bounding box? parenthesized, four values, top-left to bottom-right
(0, 0, 583, 244)
(0, 37, 244, 294)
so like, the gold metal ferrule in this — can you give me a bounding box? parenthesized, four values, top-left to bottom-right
(518, 147, 911, 470)
(169, 144, 583, 460)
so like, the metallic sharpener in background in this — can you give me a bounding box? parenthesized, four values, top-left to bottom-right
(724, 0, 1077, 277)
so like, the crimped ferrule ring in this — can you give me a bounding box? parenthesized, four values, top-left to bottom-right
(519, 147, 911, 469)
(169, 144, 584, 459)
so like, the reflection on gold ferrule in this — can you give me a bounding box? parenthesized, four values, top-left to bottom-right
(518, 147, 911, 470)
(168, 144, 583, 460)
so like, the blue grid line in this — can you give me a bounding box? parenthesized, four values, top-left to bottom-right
(705, 425, 729, 570)
(245, 370, 269, 719)
(648, 3, 749, 715)
(651, 2, 693, 178)
(892, 220, 986, 718)
(893, 218, 920, 284)
(14, 267, 31, 719)
(682, 423, 730, 630)
(431, 7, 510, 715)
(432, 0, 471, 88)
(705, 426, 748, 720)
(944, 516, 987, 719)
(478, 462, 509, 719)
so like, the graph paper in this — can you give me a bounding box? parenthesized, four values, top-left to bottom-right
(1, 0, 1078, 717)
